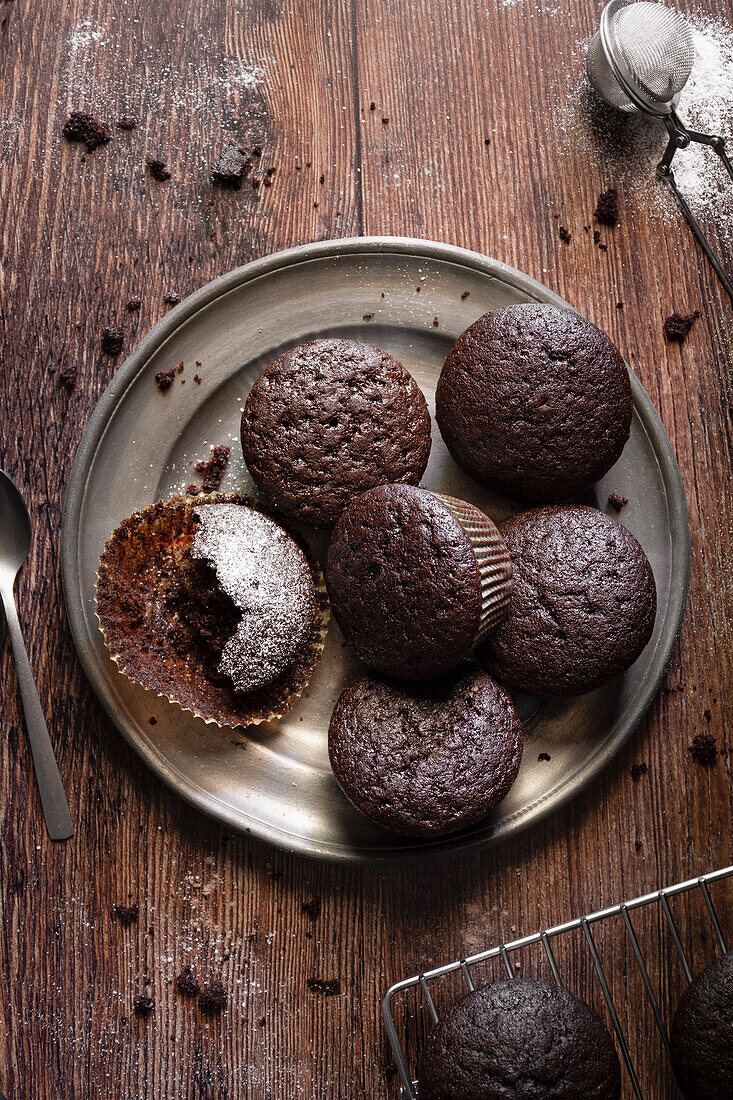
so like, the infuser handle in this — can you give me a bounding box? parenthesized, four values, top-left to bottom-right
(656, 162, 733, 303)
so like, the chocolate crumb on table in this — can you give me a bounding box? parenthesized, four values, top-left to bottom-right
(594, 187, 620, 226)
(163, 292, 180, 305)
(175, 967, 201, 997)
(663, 310, 700, 343)
(57, 365, 78, 389)
(149, 717, 157, 725)
(484, 137, 491, 146)
(133, 994, 154, 1017)
(607, 492, 629, 512)
(306, 977, 341, 996)
(62, 111, 111, 152)
(126, 297, 142, 312)
(362, 312, 374, 320)
(433, 316, 439, 326)
(199, 980, 227, 1014)
(538, 752, 551, 762)
(558, 225, 571, 244)
(146, 157, 171, 181)
(194, 444, 231, 492)
(630, 763, 648, 781)
(211, 144, 251, 189)
(369, 102, 376, 110)
(116, 116, 137, 131)
(704, 708, 712, 722)
(112, 903, 139, 925)
(193, 374, 202, 384)
(185, 483, 200, 495)
(461, 290, 470, 299)
(689, 733, 718, 766)
(101, 326, 124, 355)
(301, 896, 321, 920)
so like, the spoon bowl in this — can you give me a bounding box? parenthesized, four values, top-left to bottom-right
(0, 471, 32, 581)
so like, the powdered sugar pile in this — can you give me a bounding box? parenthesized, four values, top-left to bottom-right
(559, 14, 733, 243)
(192, 504, 315, 694)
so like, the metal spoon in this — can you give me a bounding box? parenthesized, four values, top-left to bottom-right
(0, 470, 74, 840)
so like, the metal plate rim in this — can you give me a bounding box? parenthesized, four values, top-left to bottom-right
(61, 236, 690, 865)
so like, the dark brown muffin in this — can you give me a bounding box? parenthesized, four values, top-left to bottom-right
(96, 494, 327, 727)
(418, 978, 621, 1100)
(670, 951, 733, 1099)
(480, 505, 656, 697)
(328, 665, 523, 836)
(325, 484, 511, 681)
(240, 339, 431, 527)
(435, 304, 632, 502)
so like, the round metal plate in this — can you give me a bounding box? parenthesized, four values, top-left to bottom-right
(61, 237, 689, 864)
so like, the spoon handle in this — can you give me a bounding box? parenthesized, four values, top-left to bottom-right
(0, 586, 74, 840)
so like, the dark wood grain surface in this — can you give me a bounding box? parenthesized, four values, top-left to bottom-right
(1, 0, 732, 1096)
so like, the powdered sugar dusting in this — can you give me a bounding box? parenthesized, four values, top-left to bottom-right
(191, 505, 315, 694)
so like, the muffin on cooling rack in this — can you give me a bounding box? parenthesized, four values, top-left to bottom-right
(96, 494, 328, 728)
(240, 338, 432, 527)
(670, 951, 733, 1100)
(480, 504, 656, 697)
(436, 304, 632, 502)
(328, 663, 523, 837)
(325, 484, 513, 681)
(418, 978, 621, 1100)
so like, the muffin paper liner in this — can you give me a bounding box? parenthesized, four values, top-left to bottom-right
(96, 492, 329, 729)
(430, 492, 513, 643)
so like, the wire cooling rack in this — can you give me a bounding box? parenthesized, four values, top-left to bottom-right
(382, 865, 733, 1098)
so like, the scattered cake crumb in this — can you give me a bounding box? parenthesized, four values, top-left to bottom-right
(594, 187, 620, 226)
(537, 752, 551, 762)
(559, 225, 571, 244)
(149, 716, 157, 725)
(608, 492, 629, 512)
(155, 366, 177, 392)
(133, 994, 154, 1017)
(616, 301, 624, 310)
(175, 967, 201, 997)
(199, 980, 227, 1014)
(101, 327, 124, 355)
(362, 312, 375, 320)
(146, 157, 171, 182)
(301, 896, 321, 920)
(382, 117, 389, 124)
(690, 733, 718, 766)
(433, 316, 439, 326)
(484, 137, 491, 146)
(63, 111, 110, 152)
(126, 297, 142, 312)
(57, 365, 78, 389)
(194, 444, 231, 492)
(116, 116, 137, 131)
(193, 374, 202, 384)
(112, 903, 139, 925)
(164, 292, 180, 305)
(211, 145, 251, 189)
(307, 978, 341, 996)
(369, 102, 376, 110)
(461, 290, 470, 299)
(630, 763, 648, 781)
(663, 311, 700, 343)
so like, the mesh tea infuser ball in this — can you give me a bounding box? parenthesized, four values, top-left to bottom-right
(586, 0, 733, 301)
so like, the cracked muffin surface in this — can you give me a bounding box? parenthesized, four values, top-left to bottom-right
(436, 304, 632, 502)
(418, 978, 621, 1100)
(241, 338, 431, 527)
(480, 505, 656, 697)
(328, 664, 522, 836)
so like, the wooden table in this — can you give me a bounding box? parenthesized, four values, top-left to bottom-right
(1, 0, 731, 1095)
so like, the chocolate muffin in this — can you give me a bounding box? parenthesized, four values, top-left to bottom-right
(328, 664, 523, 836)
(435, 304, 632, 502)
(670, 951, 733, 1099)
(240, 339, 431, 527)
(325, 484, 512, 681)
(96, 494, 327, 727)
(480, 505, 656, 697)
(418, 978, 621, 1100)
